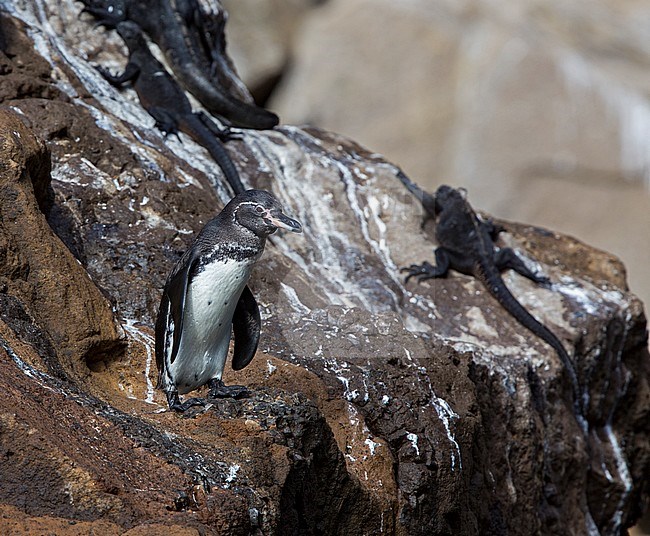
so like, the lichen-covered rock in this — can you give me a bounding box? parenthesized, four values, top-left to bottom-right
(0, 2, 647, 535)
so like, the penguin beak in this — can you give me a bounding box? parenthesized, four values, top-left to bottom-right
(265, 209, 302, 233)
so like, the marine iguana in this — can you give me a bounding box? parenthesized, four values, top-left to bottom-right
(186, 2, 250, 101)
(402, 184, 581, 412)
(97, 21, 245, 196)
(80, 0, 279, 129)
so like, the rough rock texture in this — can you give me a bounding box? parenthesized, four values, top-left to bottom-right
(0, 106, 124, 377)
(0, 2, 648, 535)
(266, 0, 650, 311)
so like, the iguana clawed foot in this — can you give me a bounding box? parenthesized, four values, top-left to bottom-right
(401, 262, 440, 283)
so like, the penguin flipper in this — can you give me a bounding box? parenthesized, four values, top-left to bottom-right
(231, 285, 260, 371)
(164, 252, 200, 365)
(154, 292, 171, 388)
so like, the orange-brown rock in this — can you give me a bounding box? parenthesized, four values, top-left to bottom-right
(0, 107, 124, 377)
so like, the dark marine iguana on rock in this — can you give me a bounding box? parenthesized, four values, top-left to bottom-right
(401, 183, 581, 414)
(189, 3, 251, 101)
(97, 21, 245, 195)
(80, 0, 279, 129)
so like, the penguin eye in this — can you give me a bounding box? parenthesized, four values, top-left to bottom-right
(255, 206, 264, 214)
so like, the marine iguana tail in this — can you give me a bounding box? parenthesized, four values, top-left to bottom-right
(175, 64, 278, 130)
(393, 168, 437, 221)
(96, 21, 245, 196)
(177, 112, 245, 195)
(403, 184, 582, 416)
(473, 252, 579, 398)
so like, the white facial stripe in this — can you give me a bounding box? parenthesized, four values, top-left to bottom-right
(233, 201, 263, 216)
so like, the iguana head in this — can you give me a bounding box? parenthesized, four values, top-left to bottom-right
(81, 0, 127, 28)
(434, 184, 467, 215)
(115, 21, 147, 51)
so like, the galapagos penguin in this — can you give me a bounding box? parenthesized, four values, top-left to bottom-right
(155, 190, 302, 412)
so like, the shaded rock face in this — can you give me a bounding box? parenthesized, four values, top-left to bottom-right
(0, 3, 648, 536)
(0, 104, 124, 377)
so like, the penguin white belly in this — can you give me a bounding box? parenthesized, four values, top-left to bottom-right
(170, 258, 254, 394)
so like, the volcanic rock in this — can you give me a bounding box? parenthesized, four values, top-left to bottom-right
(0, 106, 124, 377)
(0, 3, 647, 535)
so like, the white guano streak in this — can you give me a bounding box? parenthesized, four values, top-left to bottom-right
(245, 130, 375, 310)
(335, 160, 403, 311)
(122, 319, 157, 404)
(404, 348, 462, 470)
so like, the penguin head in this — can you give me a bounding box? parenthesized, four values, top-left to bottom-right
(231, 190, 302, 238)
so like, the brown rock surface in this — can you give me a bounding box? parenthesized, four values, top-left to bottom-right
(0, 2, 647, 535)
(0, 105, 124, 377)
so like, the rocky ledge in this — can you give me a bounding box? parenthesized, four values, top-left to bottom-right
(0, 3, 648, 535)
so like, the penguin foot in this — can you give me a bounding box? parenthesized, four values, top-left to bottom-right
(166, 390, 206, 412)
(207, 379, 250, 399)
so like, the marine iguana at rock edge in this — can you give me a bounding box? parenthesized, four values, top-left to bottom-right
(401, 184, 581, 413)
(188, 2, 251, 101)
(155, 189, 302, 412)
(97, 21, 245, 195)
(80, 0, 279, 129)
